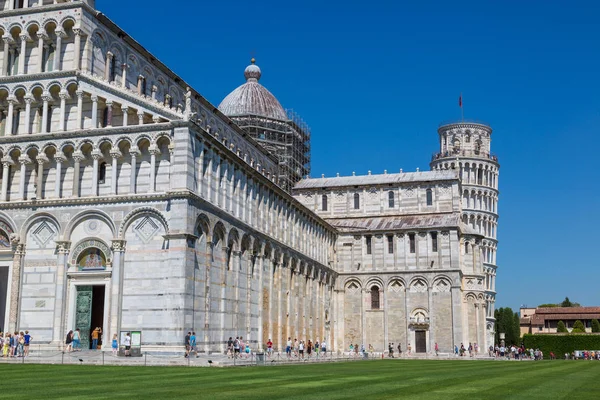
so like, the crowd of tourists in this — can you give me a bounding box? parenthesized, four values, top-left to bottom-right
(0, 331, 32, 358)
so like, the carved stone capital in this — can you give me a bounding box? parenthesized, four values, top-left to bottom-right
(109, 148, 122, 159)
(129, 146, 141, 157)
(1, 156, 14, 167)
(18, 155, 32, 165)
(19, 33, 32, 43)
(55, 241, 71, 255)
(54, 151, 67, 163)
(111, 239, 126, 253)
(36, 154, 49, 165)
(148, 145, 161, 156)
(91, 150, 103, 161)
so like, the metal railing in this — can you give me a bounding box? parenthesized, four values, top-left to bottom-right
(431, 150, 498, 162)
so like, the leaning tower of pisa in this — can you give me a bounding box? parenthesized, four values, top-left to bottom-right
(430, 121, 499, 346)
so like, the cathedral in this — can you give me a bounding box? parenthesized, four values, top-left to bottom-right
(0, 0, 498, 354)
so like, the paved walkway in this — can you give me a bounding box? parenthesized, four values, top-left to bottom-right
(0, 349, 500, 367)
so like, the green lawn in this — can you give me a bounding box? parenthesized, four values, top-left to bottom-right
(0, 360, 598, 399)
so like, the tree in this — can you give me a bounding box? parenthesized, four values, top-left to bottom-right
(557, 320, 568, 333)
(560, 297, 581, 307)
(572, 320, 586, 333)
(538, 303, 558, 308)
(592, 319, 600, 333)
(494, 307, 521, 345)
(561, 297, 573, 307)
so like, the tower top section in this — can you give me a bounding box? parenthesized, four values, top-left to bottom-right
(0, 0, 95, 12)
(433, 121, 498, 165)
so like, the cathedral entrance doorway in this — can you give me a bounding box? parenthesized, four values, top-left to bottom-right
(75, 285, 105, 350)
(0, 266, 8, 331)
(415, 330, 427, 353)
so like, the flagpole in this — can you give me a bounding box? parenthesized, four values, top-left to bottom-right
(461, 92, 464, 122)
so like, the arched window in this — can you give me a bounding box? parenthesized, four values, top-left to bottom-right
(426, 189, 433, 206)
(371, 286, 380, 310)
(409, 233, 416, 253)
(431, 232, 438, 252)
(98, 162, 107, 184)
(365, 235, 372, 255)
(465, 242, 470, 254)
(388, 191, 394, 208)
(354, 193, 360, 209)
(322, 194, 328, 211)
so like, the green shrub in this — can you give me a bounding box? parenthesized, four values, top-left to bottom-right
(557, 321, 568, 333)
(591, 320, 600, 333)
(523, 334, 600, 356)
(572, 320, 586, 333)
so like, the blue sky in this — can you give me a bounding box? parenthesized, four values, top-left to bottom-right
(103, 0, 599, 310)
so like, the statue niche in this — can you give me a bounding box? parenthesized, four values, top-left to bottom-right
(77, 248, 107, 271)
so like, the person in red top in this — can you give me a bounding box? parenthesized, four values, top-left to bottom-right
(267, 339, 273, 357)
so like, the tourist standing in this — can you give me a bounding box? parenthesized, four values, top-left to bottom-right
(23, 331, 32, 357)
(2, 333, 8, 357)
(65, 330, 73, 352)
(234, 336, 241, 358)
(307, 340, 313, 358)
(111, 334, 118, 355)
(267, 338, 273, 357)
(286, 337, 292, 359)
(190, 331, 198, 358)
(227, 337, 233, 358)
(91, 327, 101, 350)
(123, 332, 131, 356)
(184, 331, 191, 358)
(73, 328, 81, 351)
(315, 340, 320, 357)
(435, 342, 439, 356)
(388, 343, 394, 358)
(299, 340, 305, 359)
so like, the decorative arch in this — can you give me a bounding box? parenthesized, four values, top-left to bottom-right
(432, 276, 452, 292)
(344, 277, 362, 293)
(409, 276, 429, 293)
(118, 207, 168, 239)
(194, 213, 210, 238)
(387, 277, 406, 292)
(69, 237, 112, 270)
(64, 209, 116, 239)
(19, 212, 59, 243)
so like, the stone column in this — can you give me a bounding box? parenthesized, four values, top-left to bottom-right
(129, 146, 139, 193)
(75, 90, 84, 130)
(90, 95, 98, 128)
(18, 155, 31, 200)
(54, 151, 66, 198)
(121, 63, 127, 88)
(137, 110, 144, 125)
(91, 150, 102, 196)
(1, 157, 13, 201)
(40, 93, 50, 133)
(5, 97, 15, 136)
(137, 75, 144, 95)
(151, 85, 157, 100)
(71, 150, 84, 198)
(23, 95, 33, 134)
(104, 51, 113, 81)
(58, 90, 68, 131)
(18, 33, 30, 75)
(105, 100, 113, 127)
(53, 241, 70, 344)
(53, 29, 65, 72)
(109, 148, 121, 195)
(257, 252, 264, 349)
(1, 36, 13, 76)
(36, 30, 47, 73)
(8, 242, 25, 332)
(109, 240, 126, 349)
(121, 105, 129, 127)
(72, 28, 82, 70)
(35, 154, 48, 199)
(149, 145, 160, 193)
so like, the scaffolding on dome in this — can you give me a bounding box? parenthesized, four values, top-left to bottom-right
(229, 109, 311, 193)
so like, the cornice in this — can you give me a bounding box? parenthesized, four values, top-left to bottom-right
(0, 191, 170, 210)
(0, 1, 93, 19)
(0, 122, 173, 146)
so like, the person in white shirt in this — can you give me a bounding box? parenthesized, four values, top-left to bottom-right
(123, 332, 131, 357)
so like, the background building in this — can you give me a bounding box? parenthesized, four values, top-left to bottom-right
(520, 307, 600, 335)
(0, 0, 499, 354)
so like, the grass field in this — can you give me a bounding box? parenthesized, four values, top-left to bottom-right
(0, 360, 598, 399)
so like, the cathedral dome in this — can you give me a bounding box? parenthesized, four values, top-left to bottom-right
(218, 59, 288, 121)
